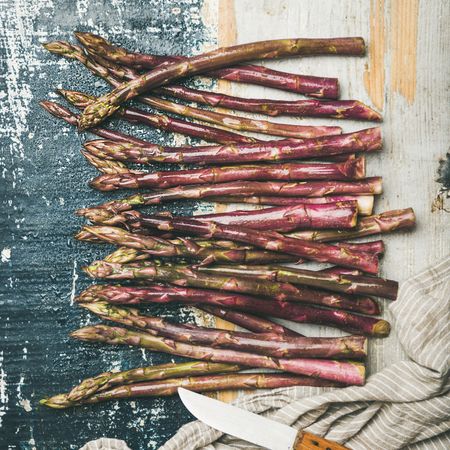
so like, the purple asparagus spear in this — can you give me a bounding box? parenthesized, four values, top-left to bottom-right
(82, 260, 379, 314)
(209, 194, 374, 216)
(83, 127, 382, 165)
(74, 31, 342, 99)
(82, 301, 367, 359)
(80, 211, 380, 273)
(89, 157, 366, 191)
(197, 305, 302, 337)
(76, 284, 390, 337)
(192, 202, 358, 231)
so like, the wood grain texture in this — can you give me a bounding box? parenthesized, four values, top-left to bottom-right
(390, 0, 419, 103)
(364, 0, 385, 110)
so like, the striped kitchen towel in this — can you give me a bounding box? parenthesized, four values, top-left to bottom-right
(160, 256, 450, 450)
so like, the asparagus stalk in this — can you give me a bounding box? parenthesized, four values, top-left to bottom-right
(82, 301, 368, 359)
(99, 227, 381, 258)
(83, 212, 380, 273)
(77, 179, 382, 221)
(60, 88, 342, 140)
(289, 208, 416, 242)
(71, 325, 366, 385)
(77, 37, 366, 129)
(75, 31, 344, 99)
(82, 260, 379, 314)
(41, 372, 338, 409)
(86, 219, 380, 264)
(328, 240, 385, 256)
(44, 42, 257, 144)
(40, 101, 355, 167)
(99, 243, 381, 276)
(197, 305, 302, 337)
(47, 41, 342, 141)
(96, 230, 287, 252)
(83, 127, 382, 165)
(198, 265, 398, 300)
(67, 361, 241, 402)
(99, 240, 382, 268)
(89, 158, 366, 191)
(81, 47, 380, 122)
(209, 194, 374, 216)
(76, 225, 296, 264)
(158, 86, 382, 120)
(192, 202, 358, 231)
(76, 284, 390, 336)
(96, 243, 386, 298)
(40, 101, 255, 153)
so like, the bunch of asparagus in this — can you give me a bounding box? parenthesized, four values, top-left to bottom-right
(40, 32, 416, 408)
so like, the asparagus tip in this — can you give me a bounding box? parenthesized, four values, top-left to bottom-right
(39, 394, 72, 409)
(74, 30, 96, 46)
(373, 320, 391, 337)
(75, 284, 108, 303)
(79, 300, 111, 316)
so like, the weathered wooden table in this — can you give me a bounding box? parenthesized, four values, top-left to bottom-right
(1, 1, 448, 449)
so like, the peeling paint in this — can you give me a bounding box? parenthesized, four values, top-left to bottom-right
(1, 248, 11, 263)
(69, 259, 78, 306)
(0, 352, 8, 427)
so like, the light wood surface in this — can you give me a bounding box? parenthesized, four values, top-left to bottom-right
(195, 0, 450, 403)
(215, 0, 239, 404)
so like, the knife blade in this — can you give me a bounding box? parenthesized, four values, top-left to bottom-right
(178, 388, 349, 450)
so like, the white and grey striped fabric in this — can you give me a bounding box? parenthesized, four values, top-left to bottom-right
(160, 256, 450, 450)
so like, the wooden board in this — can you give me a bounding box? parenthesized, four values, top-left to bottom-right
(0, 0, 448, 449)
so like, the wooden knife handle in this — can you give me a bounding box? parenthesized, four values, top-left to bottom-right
(294, 431, 350, 450)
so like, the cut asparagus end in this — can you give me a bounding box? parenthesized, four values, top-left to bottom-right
(350, 101, 382, 122)
(357, 195, 374, 216)
(349, 203, 359, 228)
(371, 177, 383, 194)
(355, 362, 366, 384)
(363, 337, 368, 356)
(354, 156, 366, 179)
(365, 105, 382, 122)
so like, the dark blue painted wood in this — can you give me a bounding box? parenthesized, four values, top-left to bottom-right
(0, 1, 211, 448)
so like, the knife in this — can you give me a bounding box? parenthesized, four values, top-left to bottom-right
(178, 388, 349, 450)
